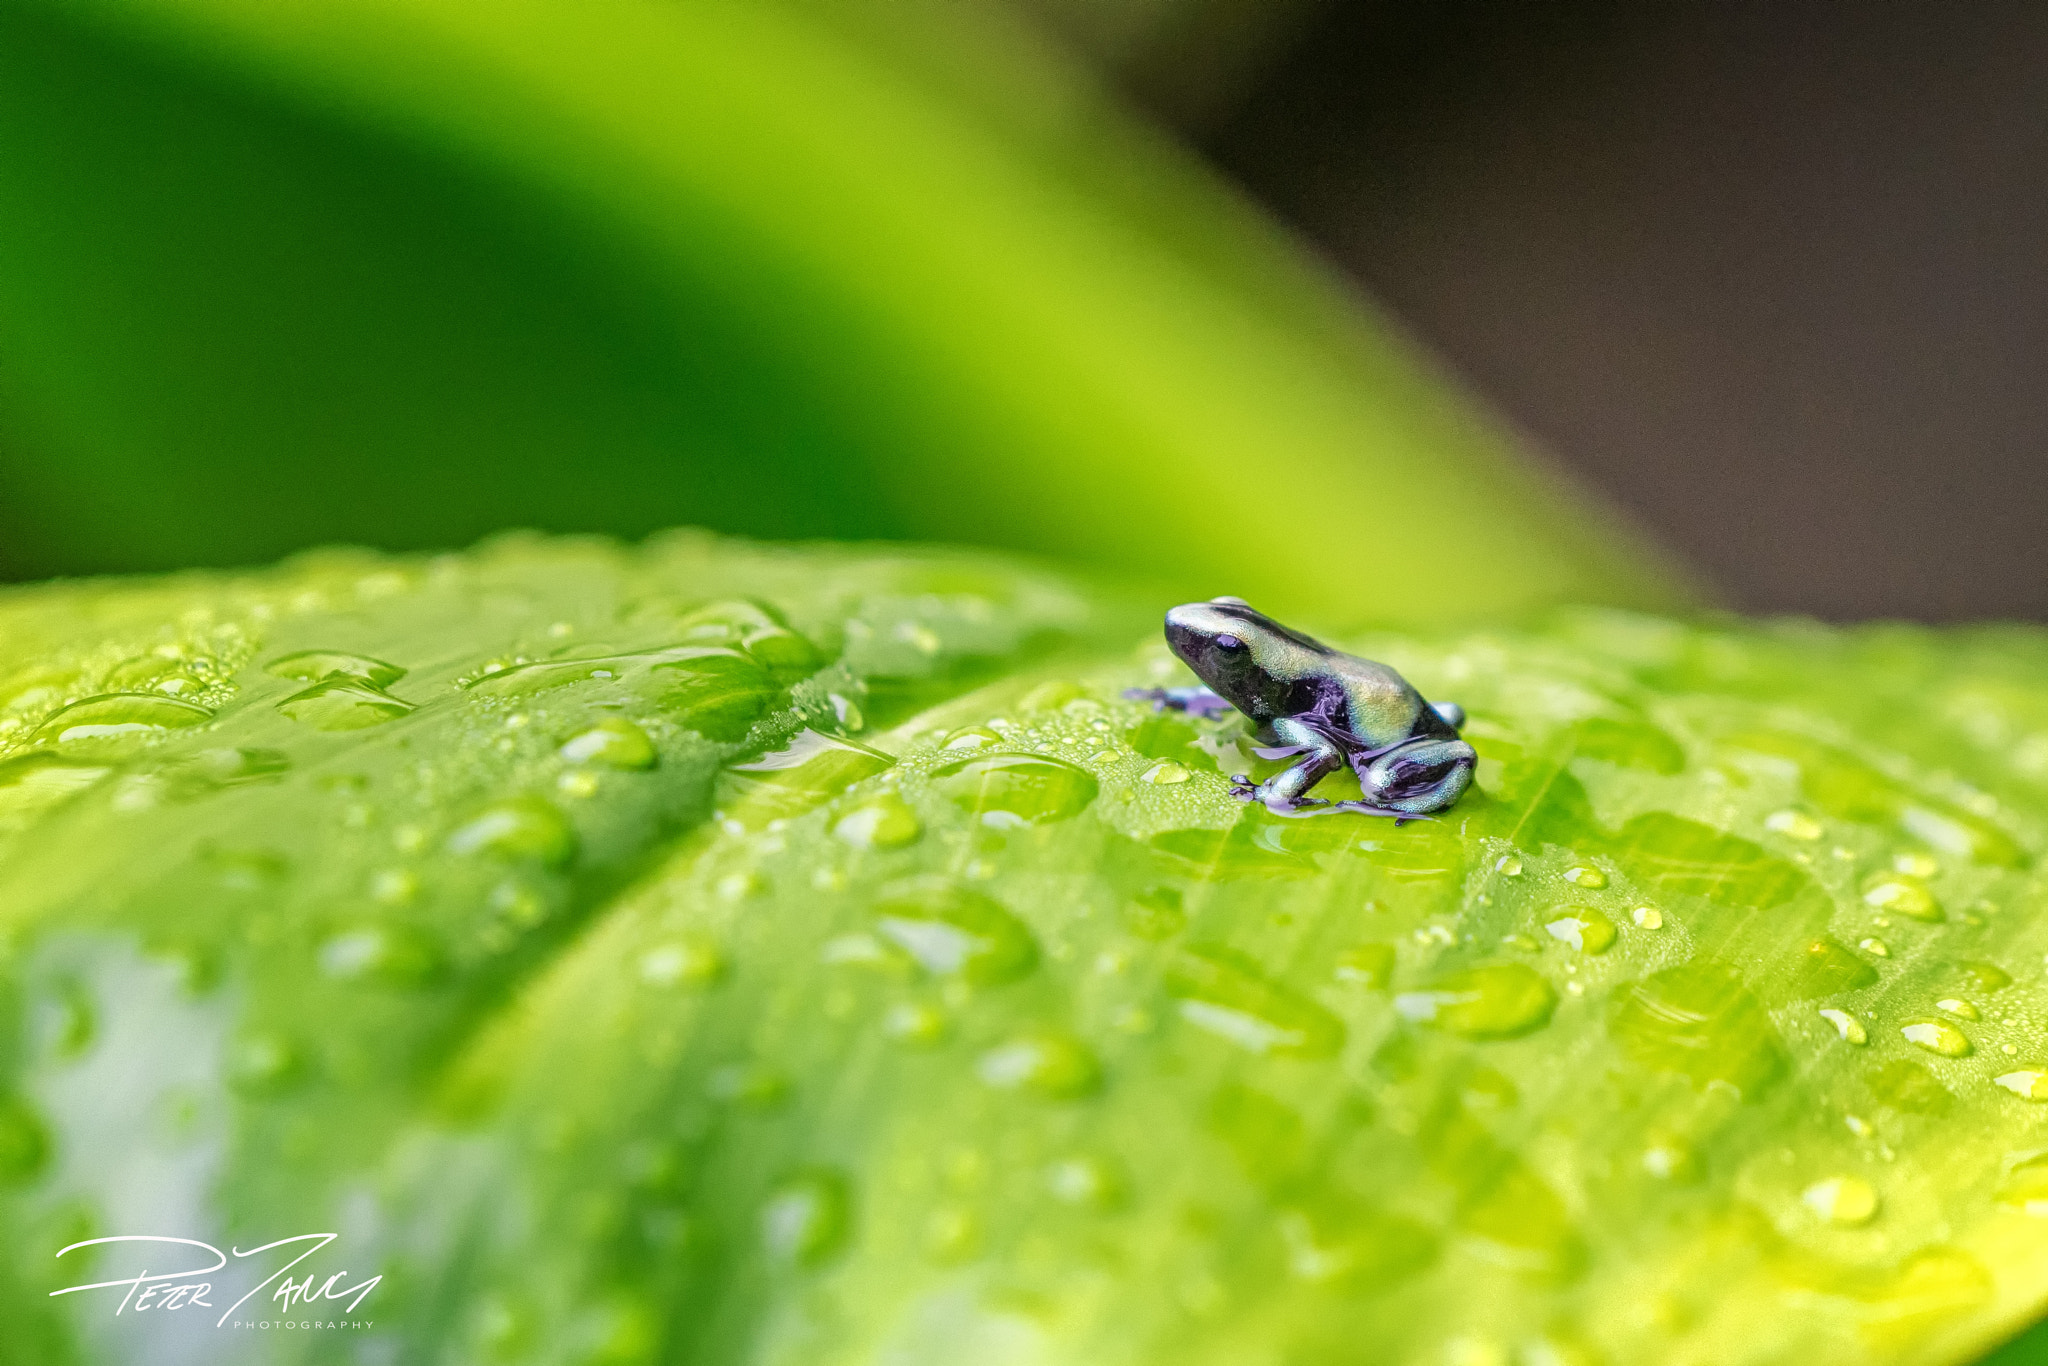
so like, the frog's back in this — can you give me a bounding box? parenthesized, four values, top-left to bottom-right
(1328, 652, 1435, 748)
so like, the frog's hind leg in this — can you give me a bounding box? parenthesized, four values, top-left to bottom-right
(1122, 685, 1233, 718)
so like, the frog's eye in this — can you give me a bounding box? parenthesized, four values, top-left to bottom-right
(1213, 634, 1245, 654)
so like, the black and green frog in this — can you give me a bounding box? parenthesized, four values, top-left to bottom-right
(1127, 597, 1475, 820)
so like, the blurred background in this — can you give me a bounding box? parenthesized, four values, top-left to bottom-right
(1030, 0, 2048, 621)
(1, 0, 2043, 621)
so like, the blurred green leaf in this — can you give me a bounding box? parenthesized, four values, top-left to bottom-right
(0, 0, 1687, 621)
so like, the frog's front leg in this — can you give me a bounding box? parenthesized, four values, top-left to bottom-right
(1229, 715, 1344, 810)
(1122, 685, 1233, 719)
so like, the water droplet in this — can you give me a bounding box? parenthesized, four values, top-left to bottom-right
(1803, 1175, 1878, 1225)
(1869, 1059, 1952, 1113)
(1543, 907, 1616, 954)
(1936, 998, 1980, 1021)
(1631, 906, 1664, 929)
(1961, 961, 2013, 992)
(1641, 1138, 1700, 1182)
(1845, 1113, 1874, 1137)
(1860, 937, 1891, 957)
(1276, 1201, 1438, 1287)
(923, 1205, 981, 1264)
(977, 1032, 1101, 1098)
(0, 1095, 51, 1184)
(35, 693, 211, 744)
(1334, 943, 1395, 990)
(1045, 1154, 1126, 1210)
(1495, 855, 1523, 876)
(1863, 877, 1942, 922)
(1893, 851, 1940, 878)
(723, 730, 895, 827)
(832, 795, 923, 849)
(941, 727, 1003, 752)
(1994, 1068, 2048, 1101)
(761, 1171, 852, 1267)
(1395, 964, 1557, 1039)
(1901, 1020, 1971, 1057)
(1610, 963, 1787, 1094)
(446, 798, 577, 867)
(1766, 810, 1824, 840)
(228, 1031, 305, 1094)
(1785, 937, 1882, 1000)
(707, 1063, 789, 1109)
(318, 923, 445, 987)
(1167, 945, 1346, 1056)
(0, 752, 110, 817)
(640, 939, 725, 989)
(716, 871, 765, 901)
(871, 880, 1038, 985)
(933, 752, 1097, 827)
(1997, 1154, 2048, 1213)
(266, 650, 406, 687)
(882, 1001, 949, 1046)
(276, 677, 415, 730)
(1124, 887, 1186, 939)
(1141, 760, 1191, 785)
(1563, 865, 1607, 888)
(1819, 1009, 1868, 1044)
(559, 718, 656, 769)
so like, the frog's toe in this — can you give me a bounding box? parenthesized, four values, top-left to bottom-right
(1122, 687, 1171, 711)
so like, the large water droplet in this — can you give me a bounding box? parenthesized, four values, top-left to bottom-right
(35, 693, 211, 744)
(671, 599, 821, 686)
(1166, 945, 1345, 1057)
(722, 730, 894, 828)
(1045, 1154, 1125, 1210)
(228, 1031, 305, 1095)
(1936, 998, 1980, 1021)
(1277, 1200, 1438, 1288)
(1994, 1068, 2048, 1101)
(1543, 908, 1615, 954)
(977, 1033, 1101, 1098)
(833, 794, 923, 849)
(1335, 943, 1395, 991)
(761, 1170, 852, 1268)
(0, 1095, 50, 1185)
(639, 939, 725, 989)
(1997, 1154, 2048, 1213)
(1609, 963, 1786, 1094)
(318, 923, 446, 987)
(1395, 965, 1557, 1040)
(0, 752, 110, 818)
(1819, 1009, 1868, 1045)
(1863, 877, 1942, 922)
(871, 880, 1038, 986)
(1784, 937, 1881, 1000)
(1803, 1176, 1879, 1225)
(277, 678, 415, 730)
(933, 752, 1097, 827)
(266, 650, 406, 687)
(559, 718, 657, 770)
(446, 798, 577, 868)
(1900, 1020, 1971, 1057)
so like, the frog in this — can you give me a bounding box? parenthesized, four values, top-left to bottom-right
(1125, 597, 1476, 820)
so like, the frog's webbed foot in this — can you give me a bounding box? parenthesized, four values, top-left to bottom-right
(1122, 685, 1233, 718)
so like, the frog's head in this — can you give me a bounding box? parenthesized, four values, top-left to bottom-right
(1164, 597, 1297, 706)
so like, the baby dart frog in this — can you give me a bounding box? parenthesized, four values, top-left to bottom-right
(1125, 598, 1475, 821)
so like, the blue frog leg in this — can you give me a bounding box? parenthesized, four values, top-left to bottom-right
(1122, 685, 1234, 718)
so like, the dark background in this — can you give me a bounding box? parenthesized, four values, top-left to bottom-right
(1032, 0, 2048, 621)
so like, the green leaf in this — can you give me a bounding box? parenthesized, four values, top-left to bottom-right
(0, 0, 1687, 622)
(5, 536, 2048, 1364)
